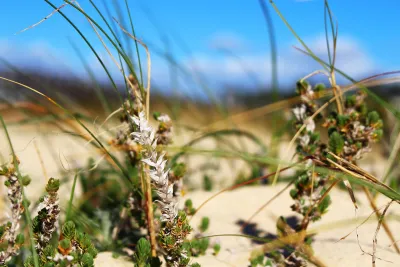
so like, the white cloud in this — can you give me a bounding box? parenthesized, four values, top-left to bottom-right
(0, 40, 58, 69)
(0, 35, 378, 96)
(0, 40, 123, 83)
(207, 32, 249, 51)
(309, 36, 375, 74)
(182, 35, 376, 88)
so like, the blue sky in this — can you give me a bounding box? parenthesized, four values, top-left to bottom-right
(1, 0, 400, 97)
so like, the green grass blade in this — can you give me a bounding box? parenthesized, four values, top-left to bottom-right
(124, 0, 144, 87)
(269, 0, 329, 72)
(101, 0, 124, 46)
(324, 0, 338, 70)
(66, 172, 79, 221)
(258, 0, 279, 101)
(44, 0, 124, 104)
(112, 0, 131, 57)
(324, 1, 332, 67)
(85, 0, 137, 110)
(61, 0, 144, 97)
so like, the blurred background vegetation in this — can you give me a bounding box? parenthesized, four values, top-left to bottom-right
(1, 1, 400, 265)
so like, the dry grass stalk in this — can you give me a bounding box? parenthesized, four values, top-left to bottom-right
(366, 191, 400, 254)
(15, 1, 74, 35)
(373, 200, 394, 267)
(327, 152, 400, 256)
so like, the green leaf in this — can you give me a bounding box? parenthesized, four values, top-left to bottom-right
(314, 83, 325, 92)
(336, 114, 349, 128)
(172, 163, 187, 178)
(290, 188, 298, 199)
(16, 233, 25, 245)
(46, 178, 60, 193)
(184, 199, 193, 209)
(199, 217, 210, 232)
(345, 95, 356, 108)
(329, 132, 344, 155)
(213, 243, 221, 256)
(21, 175, 31, 186)
(62, 221, 76, 240)
(136, 238, 151, 263)
(318, 194, 331, 214)
(153, 111, 161, 120)
(203, 175, 213, 192)
(81, 253, 94, 267)
(367, 111, 380, 125)
(59, 238, 71, 250)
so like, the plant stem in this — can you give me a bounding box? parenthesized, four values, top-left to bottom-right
(142, 165, 157, 256)
(363, 187, 400, 253)
(330, 74, 343, 115)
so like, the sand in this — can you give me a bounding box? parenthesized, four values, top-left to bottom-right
(93, 185, 400, 266)
(181, 186, 400, 267)
(1, 115, 398, 266)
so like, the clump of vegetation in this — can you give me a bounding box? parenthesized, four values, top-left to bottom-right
(109, 78, 199, 265)
(0, 163, 26, 265)
(263, 76, 385, 266)
(25, 220, 98, 267)
(0, 159, 98, 267)
(2, 1, 400, 267)
(32, 178, 60, 254)
(0, 80, 202, 267)
(0, 1, 205, 264)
